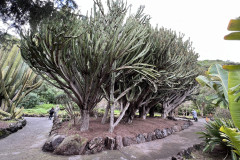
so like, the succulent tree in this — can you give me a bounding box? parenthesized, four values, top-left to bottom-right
(0, 42, 42, 119)
(20, 1, 157, 132)
(121, 27, 199, 122)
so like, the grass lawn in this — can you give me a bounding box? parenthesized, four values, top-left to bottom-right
(23, 104, 66, 116)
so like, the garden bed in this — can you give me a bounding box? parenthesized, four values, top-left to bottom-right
(43, 117, 193, 155)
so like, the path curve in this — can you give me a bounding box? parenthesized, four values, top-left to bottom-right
(0, 117, 205, 160)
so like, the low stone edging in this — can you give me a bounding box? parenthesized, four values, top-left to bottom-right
(0, 119, 27, 139)
(171, 142, 205, 160)
(42, 120, 193, 155)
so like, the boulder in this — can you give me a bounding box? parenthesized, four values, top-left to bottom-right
(0, 128, 11, 139)
(88, 137, 105, 154)
(136, 134, 146, 144)
(20, 119, 27, 127)
(16, 122, 23, 129)
(147, 132, 156, 142)
(166, 128, 173, 135)
(54, 134, 88, 155)
(115, 136, 123, 149)
(105, 137, 115, 150)
(7, 123, 18, 133)
(122, 137, 137, 146)
(42, 134, 65, 152)
(173, 125, 181, 132)
(154, 129, 163, 139)
(52, 135, 65, 149)
(161, 129, 168, 137)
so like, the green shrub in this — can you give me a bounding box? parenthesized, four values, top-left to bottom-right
(214, 107, 232, 119)
(19, 93, 40, 109)
(197, 118, 235, 152)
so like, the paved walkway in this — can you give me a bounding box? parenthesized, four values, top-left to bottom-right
(0, 117, 205, 160)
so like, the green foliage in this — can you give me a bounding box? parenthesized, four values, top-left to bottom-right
(196, 64, 229, 108)
(214, 107, 232, 119)
(223, 65, 240, 129)
(220, 126, 240, 159)
(19, 93, 40, 109)
(24, 104, 65, 115)
(197, 118, 235, 152)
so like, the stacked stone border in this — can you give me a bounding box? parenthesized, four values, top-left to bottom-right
(42, 120, 194, 155)
(0, 119, 27, 139)
(171, 142, 205, 160)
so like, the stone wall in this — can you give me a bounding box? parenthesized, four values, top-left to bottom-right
(0, 119, 27, 139)
(43, 120, 193, 155)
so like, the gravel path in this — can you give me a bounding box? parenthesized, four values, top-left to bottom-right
(0, 117, 205, 160)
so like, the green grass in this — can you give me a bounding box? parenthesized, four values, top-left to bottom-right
(23, 104, 66, 115)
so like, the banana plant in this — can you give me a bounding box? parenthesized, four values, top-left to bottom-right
(0, 43, 42, 119)
(196, 64, 228, 108)
(218, 18, 240, 159)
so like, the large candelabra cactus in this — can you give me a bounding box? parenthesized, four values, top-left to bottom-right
(0, 44, 42, 119)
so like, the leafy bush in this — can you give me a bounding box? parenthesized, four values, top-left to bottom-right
(197, 118, 235, 152)
(214, 108, 232, 119)
(19, 93, 40, 109)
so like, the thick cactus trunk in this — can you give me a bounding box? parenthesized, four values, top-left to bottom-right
(80, 109, 90, 132)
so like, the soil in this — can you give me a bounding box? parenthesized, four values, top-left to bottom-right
(56, 117, 186, 140)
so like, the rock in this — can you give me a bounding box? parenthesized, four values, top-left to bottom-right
(88, 137, 105, 154)
(54, 134, 88, 155)
(122, 137, 137, 146)
(115, 136, 123, 149)
(16, 122, 22, 129)
(173, 125, 181, 132)
(136, 134, 146, 144)
(105, 137, 115, 150)
(20, 119, 27, 127)
(188, 121, 193, 126)
(154, 129, 163, 139)
(161, 129, 168, 137)
(166, 128, 173, 135)
(51, 135, 65, 150)
(7, 123, 18, 133)
(181, 124, 188, 130)
(0, 128, 11, 139)
(147, 132, 156, 142)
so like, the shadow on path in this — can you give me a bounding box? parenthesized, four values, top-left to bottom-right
(0, 117, 205, 160)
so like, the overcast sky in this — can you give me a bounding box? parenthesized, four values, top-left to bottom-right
(77, 0, 240, 62)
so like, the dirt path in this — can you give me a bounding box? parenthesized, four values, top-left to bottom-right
(0, 117, 205, 160)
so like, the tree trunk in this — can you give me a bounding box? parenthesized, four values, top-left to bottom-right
(149, 107, 155, 117)
(101, 103, 110, 124)
(108, 61, 116, 133)
(80, 109, 90, 131)
(140, 106, 146, 120)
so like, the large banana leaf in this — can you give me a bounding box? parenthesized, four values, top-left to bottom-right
(220, 126, 240, 157)
(196, 64, 228, 107)
(224, 19, 240, 40)
(223, 65, 240, 129)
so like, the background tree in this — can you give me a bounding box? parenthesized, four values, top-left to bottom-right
(0, 0, 77, 43)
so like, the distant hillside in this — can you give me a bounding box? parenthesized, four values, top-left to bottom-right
(198, 59, 238, 72)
